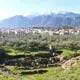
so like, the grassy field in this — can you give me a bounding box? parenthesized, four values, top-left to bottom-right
(0, 62, 80, 80)
(62, 49, 74, 59)
(0, 74, 17, 80)
(21, 66, 80, 80)
(0, 47, 80, 80)
(20, 49, 80, 80)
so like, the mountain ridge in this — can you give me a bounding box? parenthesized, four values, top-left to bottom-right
(0, 12, 80, 28)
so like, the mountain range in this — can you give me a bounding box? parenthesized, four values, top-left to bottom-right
(0, 12, 80, 28)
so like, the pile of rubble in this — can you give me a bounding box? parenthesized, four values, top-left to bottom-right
(61, 56, 80, 69)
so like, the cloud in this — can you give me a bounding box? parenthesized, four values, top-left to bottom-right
(0, 11, 9, 20)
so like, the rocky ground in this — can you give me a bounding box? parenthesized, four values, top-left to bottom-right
(62, 56, 80, 69)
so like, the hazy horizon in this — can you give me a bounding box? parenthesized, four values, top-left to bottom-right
(0, 0, 80, 20)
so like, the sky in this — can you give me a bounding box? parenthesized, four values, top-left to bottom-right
(0, 0, 80, 20)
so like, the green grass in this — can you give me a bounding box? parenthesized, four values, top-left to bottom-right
(21, 66, 80, 80)
(1, 46, 49, 56)
(0, 73, 17, 80)
(62, 49, 74, 59)
(21, 49, 80, 80)
(62, 49, 80, 59)
(1, 47, 80, 80)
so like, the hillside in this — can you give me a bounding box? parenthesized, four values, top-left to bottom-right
(22, 56, 80, 80)
(0, 12, 80, 28)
